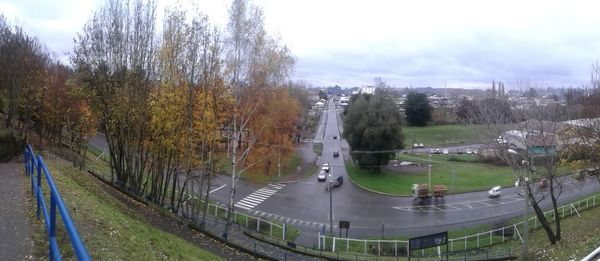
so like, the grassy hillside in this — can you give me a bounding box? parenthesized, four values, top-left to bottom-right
(34, 153, 223, 260)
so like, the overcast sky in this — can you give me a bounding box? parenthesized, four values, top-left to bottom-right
(2, 0, 600, 89)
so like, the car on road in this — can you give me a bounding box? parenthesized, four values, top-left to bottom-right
(442, 149, 449, 155)
(325, 176, 344, 190)
(333, 135, 337, 139)
(429, 149, 435, 154)
(488, 186, 501, 198)
(333, 150, 339, 157)
(466, 149, 473, 154)
(321, 163, 330, 173)
(317, 170, 327, 181)
(435, 148, 441, 154)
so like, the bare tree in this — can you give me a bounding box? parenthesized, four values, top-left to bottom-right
(222, 0, 295, 237)
(73, 0, 157, 193)
(476, 100, 568, 245)
(561, 62, 600, 184)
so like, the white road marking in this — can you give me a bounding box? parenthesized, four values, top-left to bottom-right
(209, 184, 226, 194)
(233, 184, 286, 210)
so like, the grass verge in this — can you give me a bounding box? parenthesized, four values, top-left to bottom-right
(37, 154, 223, 260)
(347, 154, 514, 195)
(403, 124, 487, 147)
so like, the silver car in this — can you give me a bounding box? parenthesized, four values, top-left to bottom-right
(317, 170, 327, 181)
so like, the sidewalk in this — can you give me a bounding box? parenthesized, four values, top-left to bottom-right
(0, 162, 34, 259)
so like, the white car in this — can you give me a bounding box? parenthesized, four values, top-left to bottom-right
(466, 149, 473, 154)
(317, 170, 327, 181)
(442, 149, 449, 155)
(488, 186, 501, 198)
(419, 143, 425, 148)
(321, 163, 330, 173)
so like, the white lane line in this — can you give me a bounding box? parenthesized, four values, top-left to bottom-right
(209, 184, 227, 194)
(477, 201, 493, 206)
(462, 203, 474, 209)
(238, 200, 258, 207)
(444, 205, 462, 210)
(257, 188, 277, 194)
(251, 191, 273, 198)
(240, 198, 262, 205)
(234, 204, 251, 211)
(234, 202, 253, 209)
(247, 193, 269, 200)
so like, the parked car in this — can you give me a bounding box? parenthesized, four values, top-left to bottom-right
(435, 148, 441, 154)
(429, 149, 435, 154)
(466, 149, 473, 154)
(418, 143, 424, 148)
(442, 149, 449, 155)
(333, 150, 339, 157)
(333, 135, 337, 139)
(488, 186, 501, 198)
(317, 170, 327, 181)
(413, 143, 419, 148)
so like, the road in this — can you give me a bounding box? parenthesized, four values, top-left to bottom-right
(207, 101, 600, 245)
(89, 101, 600, 246)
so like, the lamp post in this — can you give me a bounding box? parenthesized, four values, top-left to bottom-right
(428, 151, 432, 192)
(329, 173, 333, 235)
(507, 149, 529, 259)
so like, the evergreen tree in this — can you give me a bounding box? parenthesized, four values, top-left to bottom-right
(343, 90, 404, 171)
(405, 92, 432, 126)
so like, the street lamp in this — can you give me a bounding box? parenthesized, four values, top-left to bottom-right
(428, 150, 432, 192)
(329, 173, 333, 235)
(507, 149, 529, 259)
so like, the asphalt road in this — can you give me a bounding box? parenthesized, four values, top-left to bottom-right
(88, 101, 600, 246)
(207, 101, 600, 245)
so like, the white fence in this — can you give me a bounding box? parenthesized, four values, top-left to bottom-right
(319, 193, 600, 258)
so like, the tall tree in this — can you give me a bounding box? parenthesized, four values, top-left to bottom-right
(343, 90, 404, 171)
(73, 0, 158, 193)
(222, 0, 295, 237)
(476, 100, 567, 246)
(405, 92, 432, 126)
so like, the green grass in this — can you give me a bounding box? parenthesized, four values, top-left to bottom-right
(217, 151, 315, 183)
(403, 124, 488, 147)
(481, 195, 600, 260)
(40, 155, 223, 260)
(347, 154, 514, 195)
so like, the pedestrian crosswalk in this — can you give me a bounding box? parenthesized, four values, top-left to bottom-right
(234, 183, 285, 211)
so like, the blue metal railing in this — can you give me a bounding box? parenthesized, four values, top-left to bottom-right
(24, 145, 91, 261)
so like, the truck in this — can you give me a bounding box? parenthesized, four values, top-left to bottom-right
(412, 184, 447, 204)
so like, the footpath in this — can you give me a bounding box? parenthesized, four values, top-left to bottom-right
(0, 162, 34, 259)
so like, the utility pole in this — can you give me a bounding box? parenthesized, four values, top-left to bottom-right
(428, 151, 432, 192)
(329, 173, 333, 235)
(522, 157, 532, 260)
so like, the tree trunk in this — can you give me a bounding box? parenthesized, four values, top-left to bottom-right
(528, 186, 557, 244)
(549, 178, 561, 241)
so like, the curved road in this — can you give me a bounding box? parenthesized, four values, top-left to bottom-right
(207, 101, 600, 245)
(89, 101, 600, 246)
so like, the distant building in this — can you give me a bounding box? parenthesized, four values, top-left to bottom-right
(360, 86, 375, 95)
